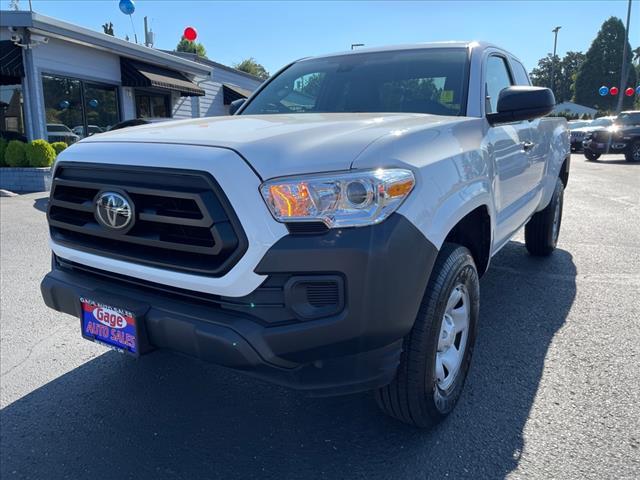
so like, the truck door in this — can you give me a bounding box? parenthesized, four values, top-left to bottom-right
(484, 54, 537, 247)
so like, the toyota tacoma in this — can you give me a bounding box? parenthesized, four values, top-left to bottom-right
(41, 42, 570, 428)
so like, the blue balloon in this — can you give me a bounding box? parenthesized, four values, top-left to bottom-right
(59, 100, 70, 109)
(119, 0, 135, 15)
(636, 86, 640, 96)
(598, 86, 609, 96)
(89, 99, 99, 108)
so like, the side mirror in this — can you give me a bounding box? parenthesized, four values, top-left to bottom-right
(487, 86, 555, 125)
(229, 98, 246, 115)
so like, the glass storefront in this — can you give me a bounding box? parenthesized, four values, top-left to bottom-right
(0, 83, 26, 141)
(42, 74, 119, 144)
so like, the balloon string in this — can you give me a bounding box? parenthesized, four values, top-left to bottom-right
(129, 14, 138, 44)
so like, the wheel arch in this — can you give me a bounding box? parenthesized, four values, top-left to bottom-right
(443, 205, 492, 276)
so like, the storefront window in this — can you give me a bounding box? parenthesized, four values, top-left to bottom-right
(42, 74, 119, 144)
(84, 83, 119, 135)
(42, 75, 83, 144)
(0, 83, 26, 141)
(135, 93, 169, 118)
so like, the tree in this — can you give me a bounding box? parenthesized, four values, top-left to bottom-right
(176, 38, 207, 58)
(560, 51, 586, 102)
(234, 58, 270, 80)
(102, 22, 114, 36)
(530, 51, 585, 103)
(574, 17, 637, 112)
(633, 47, 640, 65)
(530, 55, 563, 99)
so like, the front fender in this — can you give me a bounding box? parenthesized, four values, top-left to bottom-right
(352, 118, 495, 250)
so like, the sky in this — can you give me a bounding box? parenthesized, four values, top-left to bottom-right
(1, 0, 637, 74)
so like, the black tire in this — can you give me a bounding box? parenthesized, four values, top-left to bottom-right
(375, 243, 479, 428)
(625, 142, 640, 162)
(584, 149, 600, 161)
(525, 177, 564, 256)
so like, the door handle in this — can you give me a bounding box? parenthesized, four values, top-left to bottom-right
(522, 141, 535, 152)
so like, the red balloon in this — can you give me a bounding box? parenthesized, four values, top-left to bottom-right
(610, 86, 619, 96)
(625, 87, 635, 96)
(183, 26, 197, 42)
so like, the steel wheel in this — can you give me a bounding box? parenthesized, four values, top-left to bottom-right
(435, 284, 470, 391)
(552, 195, 562, 243)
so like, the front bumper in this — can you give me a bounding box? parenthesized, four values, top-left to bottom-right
(582, 138, 628, 155)
(41, 213, 438, 396)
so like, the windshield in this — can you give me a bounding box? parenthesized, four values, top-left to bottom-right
(47, 124, 71, 133)
(616, 112, 640, 125)
(242, 48, 469, 116)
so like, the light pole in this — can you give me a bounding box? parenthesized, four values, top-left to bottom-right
(351, 43, 364, 50)
(616, 0, 632, 114)
(551, 26, 561, 97)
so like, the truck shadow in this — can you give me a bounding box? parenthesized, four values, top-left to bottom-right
(0, 241, 576, 480)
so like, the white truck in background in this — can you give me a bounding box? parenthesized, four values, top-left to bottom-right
(42, 42, 570, 428)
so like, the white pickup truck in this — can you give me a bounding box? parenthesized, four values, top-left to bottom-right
(41, 42, 570, 428)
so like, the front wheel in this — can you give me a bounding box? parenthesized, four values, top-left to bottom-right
(584, 149, 601, 161)
(525, 177, 564, 256)
(375, 243, 479, 428)
(625, 142, 640, 162)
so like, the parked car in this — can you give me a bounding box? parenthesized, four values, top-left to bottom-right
(72, 125, 104, 137)
(41, 42, 570, 428)
(583, 111, 640, 162)
(46, 123, 80, 145)
(570, 116, 614, 152)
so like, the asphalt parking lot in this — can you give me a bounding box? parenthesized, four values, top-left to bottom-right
(1, 154, 639, 479)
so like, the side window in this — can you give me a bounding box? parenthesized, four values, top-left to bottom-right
(485, 56, 513, 114)
(511, 59, 531, 86)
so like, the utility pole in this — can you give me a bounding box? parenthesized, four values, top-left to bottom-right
(616, 0, 632, 114)
(551, 26, 561, 97)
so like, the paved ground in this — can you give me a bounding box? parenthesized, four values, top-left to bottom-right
(1, 154, 639, 479)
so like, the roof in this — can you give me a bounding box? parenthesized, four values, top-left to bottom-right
(553, 101, 598, 114)
(299, 41, 495, 62)
(0, 10, 210, 76)
(162, 50, 263, 82)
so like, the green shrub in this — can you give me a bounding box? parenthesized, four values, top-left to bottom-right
(0, 138, 7, 167)
(4, 140, 28, 167)
(27, 139, 56, 167)
(50, 141, 68, 156)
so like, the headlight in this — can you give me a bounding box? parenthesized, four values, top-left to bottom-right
(260, 168, 415, 228)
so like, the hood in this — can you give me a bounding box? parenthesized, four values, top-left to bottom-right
(82, 113, 460, 179)
(572, 126, 605, 133)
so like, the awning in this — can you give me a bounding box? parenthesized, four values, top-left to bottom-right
(223, 84, 252, 105)
(0, 41, 24, 85)
(120, 58, 205, 97)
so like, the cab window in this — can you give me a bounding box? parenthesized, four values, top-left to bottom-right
(485, 56, 513, 114)
(511, 60, 531, 86)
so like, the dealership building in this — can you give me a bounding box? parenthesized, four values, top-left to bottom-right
(0, 10, 262, 144)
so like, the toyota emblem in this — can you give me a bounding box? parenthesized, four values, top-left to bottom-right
(95, 192, 134, 231)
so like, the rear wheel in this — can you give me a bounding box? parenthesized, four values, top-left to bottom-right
(625, 142, 640, 162)
(525, 177, 564, 256)
(375, 243, 479, 428)
(584, 149, 600, 161)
